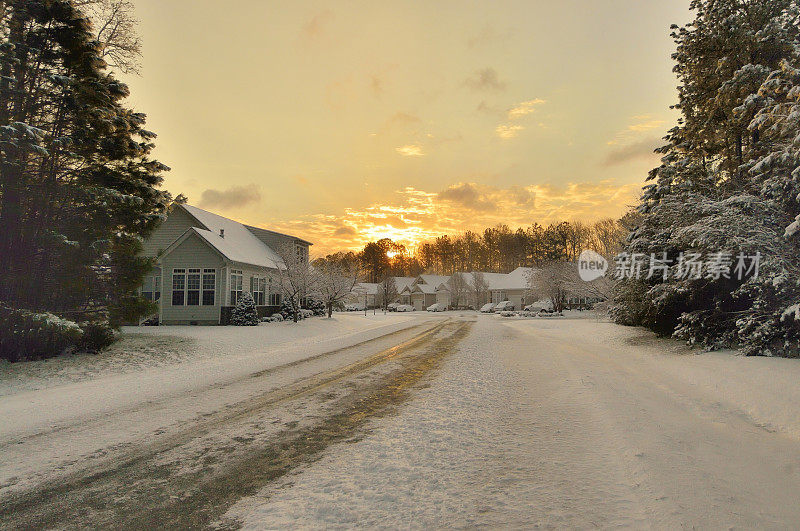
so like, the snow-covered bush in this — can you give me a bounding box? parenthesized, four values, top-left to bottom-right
(78, 322, 116, 353)
(304, 298, 326, 317)
(230, 292, 259, 326)
(0, 306, 83, 362)
(300, 309, 314, 319)
(270, 313, 284, 322)
(279, 299, 297, 322)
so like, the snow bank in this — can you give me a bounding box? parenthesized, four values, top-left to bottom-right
(506, 318, 800, 440)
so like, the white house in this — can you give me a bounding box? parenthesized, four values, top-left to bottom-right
(489, 267, 534, 309)
(139, 204, 311, 325)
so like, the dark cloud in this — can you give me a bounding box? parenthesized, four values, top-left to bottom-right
(603, 137, 662, 166)
(464, 68, 506, 92)
(333, 225, 357, 236)
(438, 183, 497, 211)
(509, 185, 535, 207)
(198, 185, 261, 210)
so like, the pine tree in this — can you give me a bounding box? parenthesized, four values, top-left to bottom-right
(230, 292, 259, 326)
(0, 1, 171, 330)
(615, 0, 800, 355)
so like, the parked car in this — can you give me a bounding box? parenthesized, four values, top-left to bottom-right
(494, 300, 515, 311)
(479, 303, 496, 313)
(524, 300, 553, 313)
(427, 303, 447, 312)
(344, 303, 365, 311)
(395, 304, 414, 312)
(387, 302, 400, 312)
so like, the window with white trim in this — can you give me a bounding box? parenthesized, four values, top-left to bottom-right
(269, 292, 282, 306)
(230, 269, 243, 305)
(172, 269, 186, 306)
(202, 269, 216, 306)
(187, 269, 201, 306)
(250, 276, 267, 306)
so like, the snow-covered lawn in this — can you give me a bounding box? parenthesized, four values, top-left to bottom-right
(0, 312, 419, 397)
(0, 313, 436, 445)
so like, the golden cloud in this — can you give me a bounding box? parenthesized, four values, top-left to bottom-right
(396, 144, 425, 156)
(495, 124, 524, 139)
(260, 180, 640, 255)
(507, 98, 545, 120)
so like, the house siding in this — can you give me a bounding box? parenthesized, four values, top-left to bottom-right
(436, 290, 451, 308)
(490, 288, 528, 310)
(160, 234, 225, 325)
(141, 207, 200, 258)
(411, 292, 435, 311)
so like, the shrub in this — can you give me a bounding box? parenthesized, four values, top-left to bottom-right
(231, 292, 259, 326)
(270, 313, 284, 322)
(0, 306, 83, 362)
(78, 322, 117, 353)
(304, 298, 326, 317)
(279, 299, 297, 321)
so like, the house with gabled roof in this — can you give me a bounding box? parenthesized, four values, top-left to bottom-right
(139, 204, 311, 325)
(488, 266, 534, 309)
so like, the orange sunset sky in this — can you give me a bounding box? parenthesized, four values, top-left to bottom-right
(122, 0, 692, 255)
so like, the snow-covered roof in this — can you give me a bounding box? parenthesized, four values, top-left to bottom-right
(393, 277, 416, 291)
(417, 274, 450, 289)
(174, 204, 286, 269)
(492, 267, 534, 290)
(453, 271, 508, 290)
(353, 282, 379, 295)
(413, 283, 438, 294)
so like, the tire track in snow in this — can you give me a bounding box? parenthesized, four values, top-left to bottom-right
(0, 319, 473, 530)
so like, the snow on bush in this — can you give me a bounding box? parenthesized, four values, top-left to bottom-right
(230, 292, 259, 326)
(0, 306, 83, 362)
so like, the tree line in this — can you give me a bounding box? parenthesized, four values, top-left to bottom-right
(319, 217, 633, 284)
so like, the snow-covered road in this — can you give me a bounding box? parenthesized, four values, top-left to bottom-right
(220, 314, 800, 529)
(3, 313, 800, 528)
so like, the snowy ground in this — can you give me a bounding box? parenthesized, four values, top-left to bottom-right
(2, 311, 800, 528)
(220, 314, 800, 529)
(0, 312, 419, 396)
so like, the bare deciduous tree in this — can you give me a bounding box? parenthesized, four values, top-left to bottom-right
(470, 271, 489, 308)
(312, 258, 360, 318)
(527, 262, 574, 313)
(448, 272, 470, 309)
(275, 243, 317, 323)
(377, 275, 398, 310)
(77, 0, 142, 74)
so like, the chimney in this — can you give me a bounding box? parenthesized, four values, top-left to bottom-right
(219, 229, 225, 238)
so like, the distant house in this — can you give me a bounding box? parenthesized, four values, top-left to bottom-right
(435, 271, 507, 309)
(349, 282, 380, 308)
(348, 277, 416, 309)
(139, 204, 312, 325)
(403, 274, 450, 311)
(489, 267, 535, 309)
